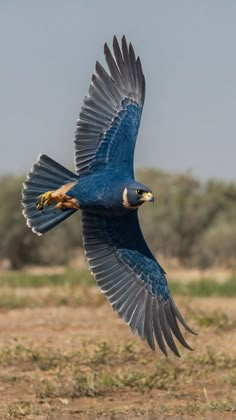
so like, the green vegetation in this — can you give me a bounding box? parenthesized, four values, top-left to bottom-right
(192, 310, 236, 330)
(1, 339, 236, 418)
(0, 340, 235, 394)
(6, 402, 41, 418)
(0, 270, 94, 288)
(5, 399, 236, 418)
(0, 270, 235, 292)
(169, 276, 236, 297)
(0, 271, 234, 310)
(0, 269, 234, 418)
(0, 169, 235, 269)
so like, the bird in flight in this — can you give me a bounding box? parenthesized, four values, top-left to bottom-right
(22, 36, 195, 356)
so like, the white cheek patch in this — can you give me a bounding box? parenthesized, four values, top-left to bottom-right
(122, 187, 140, 209)
(122, 187, 130, 208)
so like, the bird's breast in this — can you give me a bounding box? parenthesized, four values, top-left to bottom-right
(67, 172, 130, 213)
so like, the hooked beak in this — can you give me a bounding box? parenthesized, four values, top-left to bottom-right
(143, 192, 154, 203)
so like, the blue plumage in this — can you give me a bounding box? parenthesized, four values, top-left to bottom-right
(22, 155, 78, 234)
(90, 103, 142, 176)
(22, 36, 195, 356)
(67, 170, 151, 212)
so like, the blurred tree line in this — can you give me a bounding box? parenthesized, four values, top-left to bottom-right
(0, 169, 235, 269)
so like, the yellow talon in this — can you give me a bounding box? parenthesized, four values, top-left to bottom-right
(36, 182, 80, 212)
(36, 191, 54, 210)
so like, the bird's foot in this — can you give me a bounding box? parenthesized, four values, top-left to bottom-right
(36, 182, 80, 211)
(36, 191, 54, 210)
(55, 198, 80, 211)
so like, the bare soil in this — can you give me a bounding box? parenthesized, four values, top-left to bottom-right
(0, 294, 235, 419)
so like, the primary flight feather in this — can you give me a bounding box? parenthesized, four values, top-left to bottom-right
(22, 36, 195, 356)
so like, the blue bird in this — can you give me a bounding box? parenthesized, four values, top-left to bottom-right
(22, 36, 195, 356)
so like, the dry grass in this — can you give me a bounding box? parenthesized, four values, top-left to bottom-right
(0, 270, 235, 418)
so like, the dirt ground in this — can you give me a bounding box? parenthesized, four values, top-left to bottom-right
(0, 287, 235, 420)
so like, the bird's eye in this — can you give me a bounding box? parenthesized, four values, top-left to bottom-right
(137, 189, 143, 196)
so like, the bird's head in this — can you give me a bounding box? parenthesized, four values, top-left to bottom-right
(122, 182, 154, 209)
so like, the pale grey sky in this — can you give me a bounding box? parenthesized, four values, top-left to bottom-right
(0, 0, 235, 180)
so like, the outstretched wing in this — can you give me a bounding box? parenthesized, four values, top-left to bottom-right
(74, 36, 145, 177)
(81, 210, 195, 356)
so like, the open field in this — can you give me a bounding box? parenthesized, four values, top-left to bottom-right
(0, 270, 235, 419)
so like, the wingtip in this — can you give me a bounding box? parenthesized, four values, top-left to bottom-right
(137, 56, 145, 77)
(113, 35, 121, 58)
(113, 34, 118, 46)
(121, 35, 128, 52)
(129, 42, 135, 58)
(159, 344, 168, 358)
(183, 322, 197, 336)
(95, 60, 101, 73)
(104, 42, 109, 55)
(173, 347, 181, 358)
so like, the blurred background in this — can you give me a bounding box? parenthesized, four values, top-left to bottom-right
(0, 2, 236, 417)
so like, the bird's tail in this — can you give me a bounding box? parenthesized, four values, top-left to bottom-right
(22, 154, 79, 235)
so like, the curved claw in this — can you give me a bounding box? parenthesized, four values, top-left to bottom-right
(36, 191, 54, 210)
(36, 184, 80, 212)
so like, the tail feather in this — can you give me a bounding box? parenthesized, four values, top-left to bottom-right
(22, 154, 79, 235)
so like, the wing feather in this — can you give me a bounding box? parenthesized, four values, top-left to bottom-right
(74, 36, 145, 177)
(95, 62, 123, 103)
(159, 303, 180, 357)
(124, 286, 145, 324)
(129, 43, 138, 88)
(116, 286, 139, 317)
(121, 36, 136, 92)
(153, 301, 168, 356)
(104, 42, 126, 91)
(144, 295, 155, 350)
(82, 211, 195, 356)
(113, 35, 130, 89)
(165, 301, 193, 351)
